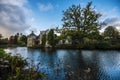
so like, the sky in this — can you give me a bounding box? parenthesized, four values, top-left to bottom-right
(0, 0, 120, 37)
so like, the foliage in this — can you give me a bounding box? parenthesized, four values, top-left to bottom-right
(62, 2, 101, 33)
(61, 2, 101, 46)
(96, 40, 111, 49)
(0, 48, 45, 80)
(18, 41, 26, 46)
(14, 34, 19, 44)
(20, 35, 27, 44)
(0, 34, 8, 45)
(7, 33, 27, 46)
(104, 26, 119, 39)
(46, 29, 55, 47)
(0, 34, 2, 39)
(0, 48, 7, 57)
(41, 34, 46, 47)
(0, 38, 8, 45)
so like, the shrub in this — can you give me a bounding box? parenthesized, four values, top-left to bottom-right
(0, 48, 45, 80)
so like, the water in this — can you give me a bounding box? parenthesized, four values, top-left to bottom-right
(4, 47, 120, 80)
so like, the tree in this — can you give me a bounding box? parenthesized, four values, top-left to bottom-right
(9, 36, 14, 44)
(0, 34, 2, 39)
(47, 29, 55, 47)
(21, 35, 27, 44)
(62, 4, 82, 29)
(104, 26, 119, 39)
(41, 34, 46, 47)
(14, 34, 18, 44)
(61, 2, 101, 46)
(62, 2, 101, 36)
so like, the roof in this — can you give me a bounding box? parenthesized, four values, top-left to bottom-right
(28, 31, 36, 37)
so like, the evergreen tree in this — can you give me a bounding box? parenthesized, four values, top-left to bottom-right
(41, 34, 46, 47)
(47, 29, 55, 47)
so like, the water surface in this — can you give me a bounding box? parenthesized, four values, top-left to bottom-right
(4, 47, 120, 80)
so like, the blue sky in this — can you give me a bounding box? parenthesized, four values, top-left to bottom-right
(27, 0, 120, 33)
(0, 0, 120, 37)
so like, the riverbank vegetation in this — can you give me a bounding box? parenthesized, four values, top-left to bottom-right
(0, 48, 45, 80)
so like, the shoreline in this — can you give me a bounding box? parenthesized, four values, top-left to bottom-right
(0, 45, 120, 50)
(1, 45, 120, 50)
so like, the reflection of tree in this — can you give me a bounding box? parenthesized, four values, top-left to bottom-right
(27, 49, 99, 80)
(91, 51, 120, 80)
(89, 51, 113, 80)
(64, 50, 96, 80)
(88, 51, 100, 80)
(28, 48, 59, 79)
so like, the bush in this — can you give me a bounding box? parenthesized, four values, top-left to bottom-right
(95, 40, 110, 49)
(18, 41, 26, 46)
(0, 48, 45, 80)
(0, 48, 7, 57)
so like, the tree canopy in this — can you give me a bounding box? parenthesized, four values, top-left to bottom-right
(104, 26, 119, 39)
(47, 29, 55, 47)
(61, 2, 101, 45)
(62, 2, 101, 35)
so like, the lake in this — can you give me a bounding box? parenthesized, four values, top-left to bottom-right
(4, 47, 120, 80)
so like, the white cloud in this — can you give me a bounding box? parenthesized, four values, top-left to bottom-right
(98, 6, 120, 32)
(38, 3, 53, 11)
(0, 0, 28, 7)
(100, 17, 120, 32)
(0, 0, 31, 37)
(27, 18, 35, 25)
(99, 7, 119, 22)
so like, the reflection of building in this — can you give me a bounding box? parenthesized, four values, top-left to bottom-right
(27, 31, 37, 47)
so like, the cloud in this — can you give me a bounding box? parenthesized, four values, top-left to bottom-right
(0, 0, 27, 7)
(104, 18, 119, 25)
(27, 18, 35, 25)
(99, 6, 120, 32)
(102, 17, 120, 31)
(0, 0, 30, 37)
(104, 18, 120, 26)
(99, 7, 120, 21)
(38, 3, 53, 11)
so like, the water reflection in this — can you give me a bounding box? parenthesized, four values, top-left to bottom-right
(4, 47, 120, 80)
(81, 50, 120, 80)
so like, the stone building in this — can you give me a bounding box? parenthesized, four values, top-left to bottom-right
(27, 31, 37, 47)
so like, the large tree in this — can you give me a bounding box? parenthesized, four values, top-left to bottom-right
(62, 2, 101, 35)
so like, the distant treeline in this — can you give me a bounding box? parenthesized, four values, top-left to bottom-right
(0, 33, 27, 47)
